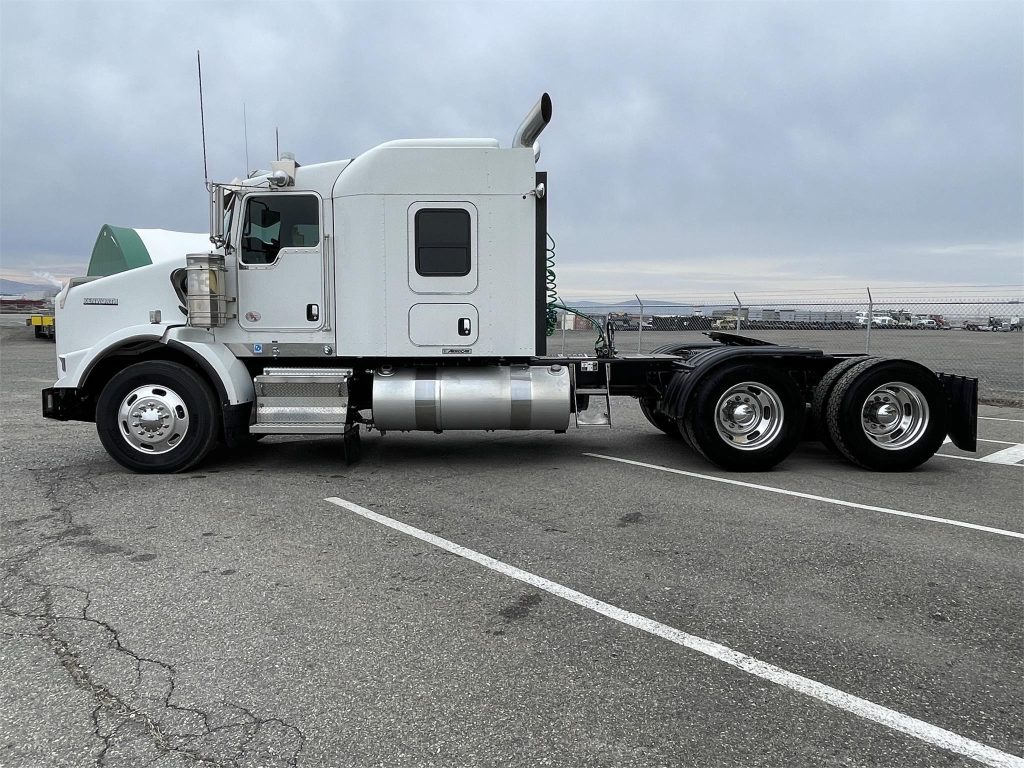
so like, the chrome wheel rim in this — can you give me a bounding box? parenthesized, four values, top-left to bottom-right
(117, 385, 190, 455)
(860, 381, 929, 450)
(714, 382, 785, 451)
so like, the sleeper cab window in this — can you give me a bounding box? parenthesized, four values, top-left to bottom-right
(240, 194, 320, 265)
(415, 209, 471, 277)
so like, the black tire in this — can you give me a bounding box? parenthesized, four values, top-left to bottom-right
(96, 361, 220, 473)
(682, 363, 805, 472)
(825, 359, 947, 471)
(638, 397, 680, 438)
(811, 357, 875, 455)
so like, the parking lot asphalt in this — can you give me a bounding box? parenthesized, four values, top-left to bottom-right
(2, 322, 1022, 767)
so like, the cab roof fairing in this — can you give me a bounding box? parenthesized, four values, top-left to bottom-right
(331, 138, 534, 199)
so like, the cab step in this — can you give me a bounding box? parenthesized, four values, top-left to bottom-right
(573, 363, 613, 427)
(250, 367, 352, 434)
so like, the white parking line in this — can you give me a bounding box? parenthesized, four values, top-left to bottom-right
(584, 454, 1024, 540)
(978, 444, 1024, 465)
(947, 436, 1022, 447)
(935, 452, 1024, 467)
(979, 417, 1024, 423)
(324, 496, 1023, 768)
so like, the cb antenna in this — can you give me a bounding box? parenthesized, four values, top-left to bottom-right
(243, 102, 250, 174)
(197, 50, 209, 188)
(275, 127, 280, 161)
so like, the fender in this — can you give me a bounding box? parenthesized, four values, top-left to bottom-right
(162, 326, 255, 406)
(58, 324, 254, 406)
(658, 345, 826, 420)
(57, 323, 169, 390)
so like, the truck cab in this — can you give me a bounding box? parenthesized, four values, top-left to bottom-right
(207, 137, 544, 361)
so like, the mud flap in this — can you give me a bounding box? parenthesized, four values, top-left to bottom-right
(343, 423, 362, 465)
(938, 373, 977, 452)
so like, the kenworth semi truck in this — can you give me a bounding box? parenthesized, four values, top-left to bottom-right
(42, 94, 977, 474)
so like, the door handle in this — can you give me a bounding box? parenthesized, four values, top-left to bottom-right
(307, 303, 319, 322)
(458, 317, 472, 336)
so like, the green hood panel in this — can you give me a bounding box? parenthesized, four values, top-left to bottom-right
(87, 225, 152, 277)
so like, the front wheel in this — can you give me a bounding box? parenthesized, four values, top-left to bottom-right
(96, 361, 220, 473)
(682, 363, 804, 471)
(824, 359, 947, 471)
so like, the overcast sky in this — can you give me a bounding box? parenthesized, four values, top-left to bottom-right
(1, 0, 1021, 299)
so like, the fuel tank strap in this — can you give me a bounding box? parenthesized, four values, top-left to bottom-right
(415, 369, 439, 430)
(510, 365, 533, 429)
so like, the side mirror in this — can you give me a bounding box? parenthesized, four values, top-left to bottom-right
(209, 185, 225, 246)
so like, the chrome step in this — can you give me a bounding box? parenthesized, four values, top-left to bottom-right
(249, 423, 349, 435)
(573, 363, 612, 428)
(253, 368, 352, 433)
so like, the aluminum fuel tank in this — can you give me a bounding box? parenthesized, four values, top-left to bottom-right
(372, 365, 571, 431)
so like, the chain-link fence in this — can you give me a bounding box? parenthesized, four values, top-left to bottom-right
(551, 286, 1024, 405)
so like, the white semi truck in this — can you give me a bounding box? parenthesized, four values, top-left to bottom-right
(42, 94, 977, 473)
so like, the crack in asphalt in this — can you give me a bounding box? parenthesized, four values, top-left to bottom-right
(2, 463, 307, 767)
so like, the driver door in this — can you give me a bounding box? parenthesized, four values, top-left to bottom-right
(236, 192, 325, 331)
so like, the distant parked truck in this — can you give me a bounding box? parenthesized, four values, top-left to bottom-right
(26, 314, 55, 340)
(990, 316, 1022, 332)
(605, 311, 651, 331)
(962, 317, 1018, 332)
(712, 315, 740, 330)
(855, 312, 896, 328)
(606, 311, 631, 330)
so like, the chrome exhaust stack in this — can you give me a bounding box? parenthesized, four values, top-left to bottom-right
(512, 93, 552, 157)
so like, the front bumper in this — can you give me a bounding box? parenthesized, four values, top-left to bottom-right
(42, 387, 94, 422)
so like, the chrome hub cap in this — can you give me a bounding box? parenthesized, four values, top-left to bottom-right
(860, 382, 929, 450)
(117, 385, 189, 454)
(714, 382, 785, 450)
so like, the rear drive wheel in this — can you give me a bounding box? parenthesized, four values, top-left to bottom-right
(811, 357, 875, 455)
(682, 363, 804, 471)
(824, 359, 947, 471)
(638, 397, 680, 437)
(96, 361, 220, 473)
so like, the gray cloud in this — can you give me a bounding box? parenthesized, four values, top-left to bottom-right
(1, 0, 1020, 297)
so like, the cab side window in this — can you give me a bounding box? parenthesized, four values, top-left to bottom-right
(415, 209, 471, 277)
(240, 195, 320, 265)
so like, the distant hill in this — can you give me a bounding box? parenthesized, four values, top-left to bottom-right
(0, 279, 59, 296)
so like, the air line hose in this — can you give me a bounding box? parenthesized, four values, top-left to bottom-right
(545, 232, 608, 354)
(545, 233, 558, 336)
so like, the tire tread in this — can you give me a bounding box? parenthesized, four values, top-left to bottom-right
(812, 357, 875, 455)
